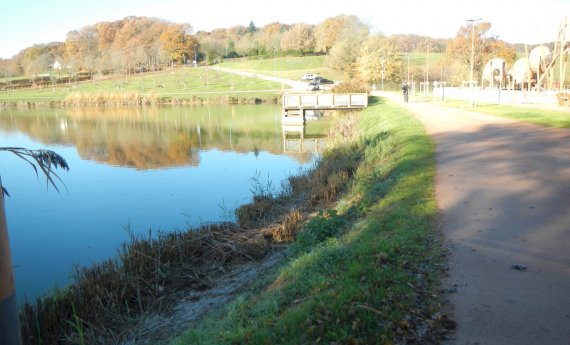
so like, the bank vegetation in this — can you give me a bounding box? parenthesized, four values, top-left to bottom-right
(18, 96, 453, 344)
(19, 106, 361, 344)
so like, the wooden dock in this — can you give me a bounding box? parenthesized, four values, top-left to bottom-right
(282, 93, 368, 124)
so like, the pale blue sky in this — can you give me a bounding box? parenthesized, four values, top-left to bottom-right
(0, 0, 568, 59)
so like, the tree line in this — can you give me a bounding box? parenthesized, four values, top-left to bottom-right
(0, 15, 518, 87)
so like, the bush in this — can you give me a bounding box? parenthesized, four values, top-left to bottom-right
(331, 78, 370, 93)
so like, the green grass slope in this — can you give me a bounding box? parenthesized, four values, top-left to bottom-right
(220, 56, 347, 82)
(171, 97, 446, 344)
(0, 68, 283, 103)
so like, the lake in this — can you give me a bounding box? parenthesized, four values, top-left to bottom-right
(0, 104, 329, 301)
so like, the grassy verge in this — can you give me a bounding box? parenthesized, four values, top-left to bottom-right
(171, 97, 448, 344)
(0, 68, 283, 106)
(438, 100, 570, 128)
(219, 56, 347, 82)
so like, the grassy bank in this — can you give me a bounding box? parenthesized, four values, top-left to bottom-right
(172, 97, 448, 344)
(17, 97, 447, 344)
(438, 100, 570, 128)
(0, 67, 283, 106)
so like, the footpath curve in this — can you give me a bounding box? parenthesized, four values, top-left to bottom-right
(377, 92, 570, 344)
(210, 66, 306, 91)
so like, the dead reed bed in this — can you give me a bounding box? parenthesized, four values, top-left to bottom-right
(64, 92, 161, 106)
(1, 94, 279, 109)
(18, 111, 361, 345)
(20, 223, 269, 345)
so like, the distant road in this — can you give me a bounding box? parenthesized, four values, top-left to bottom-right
(210, 66, 306, 91)
(378, 91, 570, 345)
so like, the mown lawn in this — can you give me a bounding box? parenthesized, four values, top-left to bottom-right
(405, 52, 444, 68)
(438, 100, 570, 128)
(0, 67, 283, 103)
(171, 97, 446, 344)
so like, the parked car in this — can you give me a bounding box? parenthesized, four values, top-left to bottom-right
(315, 77, 333, 84)
(301, 73, 317, 80)
(306, 82, 320, 91)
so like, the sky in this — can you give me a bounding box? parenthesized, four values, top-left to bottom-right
(0, 0, 568, 59)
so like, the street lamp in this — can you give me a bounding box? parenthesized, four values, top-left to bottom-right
(381, 48, 385, 91)
(466, 18, 482, 106)
(407, 53, 410, 85)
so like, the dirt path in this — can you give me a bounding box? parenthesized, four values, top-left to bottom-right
(378, 92, 570, 344)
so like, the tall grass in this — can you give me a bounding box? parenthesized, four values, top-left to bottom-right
(171, 97, 448, 344)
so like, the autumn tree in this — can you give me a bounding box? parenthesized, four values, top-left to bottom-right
(130, 19, 169, 67)
(442, 21, 515, 84)
(390, 34, 448, 53)
(235, 33, 260, 57)
(487, 39, 517, 66)
(356, 35, 401, 84)
(280, 24, 316, 54)
(197, 31, 228, 63)
(0, 59, 9, 82)
(160, 24, 197, 64)
(66, 26, 99, 74)
(18, 43, 64, 82)
(315, 15, 355, 53)
(326, 17, 369, 77)
(257, 22, 289, 54)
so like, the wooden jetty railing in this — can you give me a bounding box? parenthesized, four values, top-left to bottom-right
(282, 93, 368, 124)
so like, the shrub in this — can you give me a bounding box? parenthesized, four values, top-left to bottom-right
(331, 78, 370, 93)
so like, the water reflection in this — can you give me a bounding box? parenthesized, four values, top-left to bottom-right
(0, 105, 331, 301)
(0, 105, 328, 169)
(282, 125, 327, 154)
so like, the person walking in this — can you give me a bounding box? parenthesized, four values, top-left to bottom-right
(402, 83, 409, 103)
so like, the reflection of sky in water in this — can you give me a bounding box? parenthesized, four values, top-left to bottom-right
(0, 106, 325, 301)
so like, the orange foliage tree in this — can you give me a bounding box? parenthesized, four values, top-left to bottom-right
(160, 24, 198, 64)
(443, 22, 516, 85)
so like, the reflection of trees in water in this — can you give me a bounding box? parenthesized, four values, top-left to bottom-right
(0, 105, 322, 169)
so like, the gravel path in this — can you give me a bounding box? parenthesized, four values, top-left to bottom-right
(378, 92, 570, 344)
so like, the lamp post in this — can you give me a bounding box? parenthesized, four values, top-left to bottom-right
(466, 18, 482, 106)
(407, 53, 410, 85)
(381, 48, 385, 91)
(425, 44, 430, 98)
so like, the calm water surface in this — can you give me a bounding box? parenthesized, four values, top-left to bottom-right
(0, 105, 329, 301)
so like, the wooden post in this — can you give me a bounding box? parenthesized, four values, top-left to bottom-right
(560, 18, 568, 91)
(0, 183, 22, 345)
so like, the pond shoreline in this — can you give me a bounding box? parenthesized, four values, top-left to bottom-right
(17, 111, 358, 345)
(12, 95, 452, 344)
